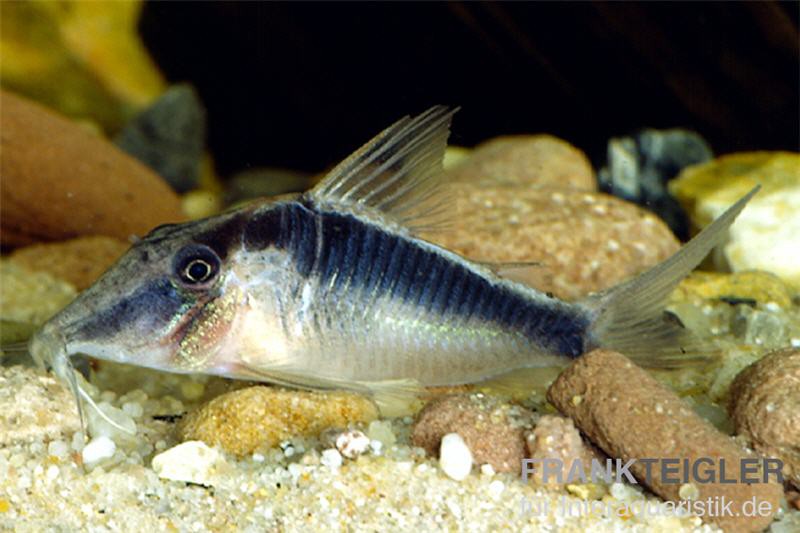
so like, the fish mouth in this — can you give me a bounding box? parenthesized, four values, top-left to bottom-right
(29, 323, 67, 372)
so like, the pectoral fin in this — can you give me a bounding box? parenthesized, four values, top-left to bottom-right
(233, 363, 424, 417)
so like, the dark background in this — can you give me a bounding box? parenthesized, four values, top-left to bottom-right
(140, 2, 799, 177)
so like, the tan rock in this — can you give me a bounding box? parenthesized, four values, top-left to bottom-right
(669, 151, 800, 287)
(424, 185, 679, 300)
(524, 414, 600, 486)
(547, 349, 783, 533)
(411, 393, 535, 473)
(0, 366, 81, 446)
(178, 386, 378, 456)
(670, 270, 795, 310)
(0, 261, 76, 326)
(9, 236, 130, 290)
(728, 348, 800, 489)
(444, 135, 596, 191)
(0, 90, 185, 246)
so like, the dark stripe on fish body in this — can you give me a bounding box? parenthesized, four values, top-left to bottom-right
(194, 213, 247, 260)
(393, 242, 422, 303)
(287, 203, 317, 277)
(243, 204, 285, 252)
(362, 228, 394, 297)
(416, 253, 447, 311)
(246, 199, 590, 358)
(430, 261, 458, 316)
(353, 221, 378, 291)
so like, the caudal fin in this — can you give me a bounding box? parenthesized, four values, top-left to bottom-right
(582, 186, 759, 367)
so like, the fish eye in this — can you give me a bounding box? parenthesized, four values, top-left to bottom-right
(174, 245, 220, 286)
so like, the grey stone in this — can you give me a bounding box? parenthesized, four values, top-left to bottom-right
(598, 129, 713, 239)
(115, 84, 206, 193)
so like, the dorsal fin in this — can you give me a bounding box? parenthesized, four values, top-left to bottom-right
(310, 106, 458, 233)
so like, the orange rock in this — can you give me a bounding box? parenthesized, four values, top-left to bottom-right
(548, 349, 783, 533)
(0, 90, 185, 246)
(411, 393, 535, 473)
(444, 135, 596, 191)
(728, 348, 800, 489)
(424, 184, 679, 300)
(9, 236, 130, 290)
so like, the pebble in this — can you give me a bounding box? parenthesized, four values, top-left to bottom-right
(424, 185, 679, 300)
(439, 433, 473, 481)
(115, 84, 206, 193)
(9, 236, 130, 290)
(669, 151, 800, 288)
(366, 420, 397, 449)
(321, 449, 343, 470)
(0, 366, 81, 447)
(47, 440, 70, 459)
(524, 415, 599, 486)
(178, 386, 378, 456)
(598, 128, 712, 239)
(151, 441, 228, 486)
(411, 393, 534, 473)
(335, 430, 371, 459)
(443, 135, 596, 191)
(0, 262, 76, 335)
(81, 436, 116, 465)
(487, 480, 505, 501)
(0, 90, 185, 246)
(87, 402, 137, 442)
(548, 349, 783, 532)
(670, 270, 794, 310)
(728, 348, 800, 488)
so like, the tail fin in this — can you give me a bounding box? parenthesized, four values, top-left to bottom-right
(582, 186, 759, 367)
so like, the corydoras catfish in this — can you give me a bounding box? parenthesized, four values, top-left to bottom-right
(30, 107, 757, 427)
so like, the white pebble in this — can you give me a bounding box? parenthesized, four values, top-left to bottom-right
(88, 402, 137, 439)
(439, 433, 473, 481)
(70, 431, 86, 452)
(81, 436, 116, 465)
(480, 463, 496, 476)
(488, 479, 505, 500)
(335, 430, 371, 459)
(367, 420, 396, 448)
(321, 448, 343, 470)
(46, 464, 60, 480)
(151, 441, 226, 486)
(122, 401, 144, 418)
(47, 440, 69, 459)
(369, 439, 383, 455)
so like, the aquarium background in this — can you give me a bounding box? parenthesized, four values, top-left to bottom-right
(139, 2, 799, 176)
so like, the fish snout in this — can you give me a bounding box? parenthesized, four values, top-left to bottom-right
(28, 322, 69, 372)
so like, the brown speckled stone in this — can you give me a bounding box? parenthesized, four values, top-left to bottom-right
(728, 348, 800, 489)
(547, 349, 783, 533)
(411, 393, 535, 473)
(424, 185, 679, 300)
(178, 386, 378, 456)
(444, 135, 596, 191)
(524, 415, 601, 486)
(10, 236, 130, 290)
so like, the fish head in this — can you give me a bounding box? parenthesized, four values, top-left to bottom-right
(30, 209, 256, 376)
